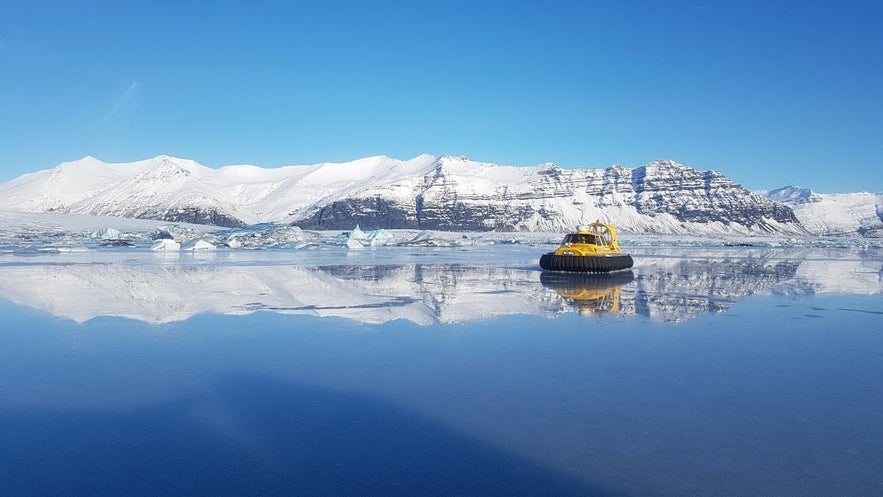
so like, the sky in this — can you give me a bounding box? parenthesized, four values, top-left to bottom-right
(1, 0, 881, 193)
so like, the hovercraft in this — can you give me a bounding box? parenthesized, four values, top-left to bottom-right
(539, 222, 634, 273)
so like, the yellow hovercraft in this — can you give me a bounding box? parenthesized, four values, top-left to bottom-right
(539, 221, 634, 273)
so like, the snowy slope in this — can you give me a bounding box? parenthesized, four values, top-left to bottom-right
(0, 156, 144, 211)
(69, 155, 254, 226)
(767, 186, 883, 236)
(0, 154, 441, 227)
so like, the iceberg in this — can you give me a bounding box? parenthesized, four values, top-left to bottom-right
(92, 227, 123, 240)
(150, 227, 175, 240)
(345, 225, 397, 249)
(182, 239, 216, 251)
(151, 239, 181, 251)
(222, 223, 307, 249)
(90, 227, 136, 246)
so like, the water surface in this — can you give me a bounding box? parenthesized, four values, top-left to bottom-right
(1, 245, 881, 496)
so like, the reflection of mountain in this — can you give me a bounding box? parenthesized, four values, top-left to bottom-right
(627, 258, 800, 322)
(0, 252, 879, 325)
(0, 263, 552, 325)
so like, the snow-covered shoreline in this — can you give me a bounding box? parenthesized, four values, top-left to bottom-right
(2, 210, 882, 253)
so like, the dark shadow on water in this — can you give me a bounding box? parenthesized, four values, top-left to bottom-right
(1, 375, 623, 497)
(837, 307, 883, 315)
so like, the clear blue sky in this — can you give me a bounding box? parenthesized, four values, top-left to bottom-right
(1, 0, 881, 192)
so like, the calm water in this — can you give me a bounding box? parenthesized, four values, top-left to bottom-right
(1, 245, 881, 496)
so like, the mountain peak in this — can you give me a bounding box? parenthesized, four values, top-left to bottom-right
(409, 153, 437, 163)
(54, 155, 105, 169)
(645, 159, 687, 169)
(150, 154, 196, 166)
(438, 154, 470, 163)
(767, 185, 817, 203)
(132, 155, 208, 181)
(154, 153, 185, 165)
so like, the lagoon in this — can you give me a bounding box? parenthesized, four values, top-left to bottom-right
(1, 244, 881, 496)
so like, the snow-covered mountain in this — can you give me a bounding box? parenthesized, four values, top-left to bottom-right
(0, 154, 804, 234)
(766, 186, 883, 237)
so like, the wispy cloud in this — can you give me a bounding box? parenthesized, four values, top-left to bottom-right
(103, 81, 139, 121)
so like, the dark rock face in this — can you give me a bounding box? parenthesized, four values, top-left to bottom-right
(140, 207, 247, 228)
(296, 196, 539, 231)
(300, 197, 419, 230)
(629, 162, 798, 226)
(83, 203, 246, 228)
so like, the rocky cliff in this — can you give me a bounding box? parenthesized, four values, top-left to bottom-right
(293, 156, 802, 234)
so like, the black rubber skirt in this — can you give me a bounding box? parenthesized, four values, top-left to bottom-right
(539, 253, 634, 273)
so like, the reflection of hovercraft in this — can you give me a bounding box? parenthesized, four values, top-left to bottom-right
(541, 270, 634, 314)
(539, 222, 634, 273)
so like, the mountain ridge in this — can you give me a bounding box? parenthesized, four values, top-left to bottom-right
(0, 154, 874, 236)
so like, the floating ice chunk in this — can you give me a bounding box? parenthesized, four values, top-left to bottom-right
(92, 227, 123, 240)
(345, 224, 397, 249)
(398, 231, 438, 247)
(367, 230, 395, 247)
(346, 225, 368, 249)
(182, 239, 216, 251)
(91, 227, 136, 246)
(395, 231, 468, 247)
(150, 225, 215, 245)
(151, 239, 181, 251)
(151, 227, 175, 240)
(222, 223, 306, 248)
